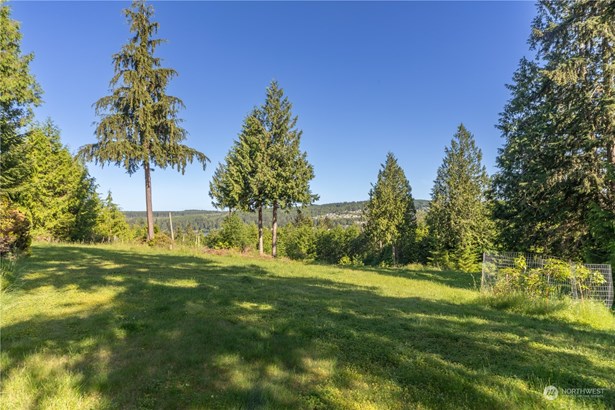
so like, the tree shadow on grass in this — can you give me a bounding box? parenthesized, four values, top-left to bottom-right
(1, 244, 614, 409)
(329, 263, 482, 291)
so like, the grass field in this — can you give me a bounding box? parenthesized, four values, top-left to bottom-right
(1, 243, 614, 409)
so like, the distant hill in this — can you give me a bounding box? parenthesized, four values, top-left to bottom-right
(123, 199, 430, 233)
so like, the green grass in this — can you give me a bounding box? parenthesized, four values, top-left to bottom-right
(1, 243, 614, 409)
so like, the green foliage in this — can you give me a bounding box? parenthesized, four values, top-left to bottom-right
(12, 121, 101, 242)
(261, 81, 318, 211)
(494, 2, 615, 261)
(219, 213, 251, 251)
(490, 255, 607, 302)
(148, 232, 173, 248)
(79, 0, 208, 240)
(123, 200, 405, 234)
(210, 81, 317, 256)
(95, 192, 130, 242)
(210, 109, 268, 213)
(205, 213, 251, 251)
(363, 153, 417, 265)
(427, 125, 493, 271)
(0, 198, 31, 256)
(0, 1, 42, 200)
(315, 225, 365, 265)
(283, 223, 316, 260)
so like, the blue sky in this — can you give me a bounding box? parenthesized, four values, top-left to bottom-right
(12, 1, 536, 211)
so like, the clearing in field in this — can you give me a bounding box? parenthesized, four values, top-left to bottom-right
(1, 243, 614, 409)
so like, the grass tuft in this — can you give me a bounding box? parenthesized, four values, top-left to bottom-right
(476, 292, 615, 331)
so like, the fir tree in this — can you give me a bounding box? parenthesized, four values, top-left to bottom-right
(15, 121, 101, 241)
(363, 152, 417, 265)
(96, 191, 130, 242)
(262, 81, 317, 257)
(494, 1, 615, 262)
(0, 0, 42, 200)
(79, 0, 208, 241)
(427, 124, 493, 271)
(210, 82, 317, 257)
(210, 108, 270, 254)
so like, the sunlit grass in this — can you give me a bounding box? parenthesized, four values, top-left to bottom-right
(1, 242, 613, 409)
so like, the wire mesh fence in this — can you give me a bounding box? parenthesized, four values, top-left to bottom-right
(482, 252, 613, 308)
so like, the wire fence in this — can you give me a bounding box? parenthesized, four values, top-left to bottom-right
(482, 252, 613, 308)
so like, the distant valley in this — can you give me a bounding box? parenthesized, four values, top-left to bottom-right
(123, 199, 430, 233)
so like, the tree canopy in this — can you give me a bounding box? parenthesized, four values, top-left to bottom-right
(427, 124, 493, 271)
(494, 0, 615, 263)
(363, 152, 417, 265)
(79, 0, 208, 240)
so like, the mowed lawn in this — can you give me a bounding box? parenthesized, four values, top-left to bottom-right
(1, 244, 614, 409)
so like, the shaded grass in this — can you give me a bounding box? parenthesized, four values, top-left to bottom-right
(0, 243, 613, 409)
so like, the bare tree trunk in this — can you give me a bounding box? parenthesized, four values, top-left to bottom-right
(144, 161, 154, 241)
(169, 212, 174, 241)
(258, 205, 264, 256)
(392, 244, 397, 266)
(272, 200, 278, 257)
(608, 142, 615, 211)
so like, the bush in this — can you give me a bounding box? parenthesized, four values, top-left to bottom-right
(0, 258, 19, 291)
(0, 199, 31, 256)
(490, 255, 607, 300)
(205, 214, 251, 251)
(315, 225, 364, 264)
(284, 224, 316, 260)
(148, 232, 173, 248)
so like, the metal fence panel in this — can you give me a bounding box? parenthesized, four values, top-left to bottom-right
(482, 252, 613, 308)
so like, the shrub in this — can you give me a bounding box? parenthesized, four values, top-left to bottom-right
(0, 199, 31, 256)
(490, 255, 607, 301)
(205, 214, 251, 251)
(0, 258, 18, 291)
(315, 225, 364, 264)
(338, 255, 352, 266)
(148, 232, 173, 248)
(284, 224, 316, 260)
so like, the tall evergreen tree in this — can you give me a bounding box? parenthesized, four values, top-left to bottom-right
(261, 81, 317, 257)
(15, 121, 101, 241)
(494, 1, 615, 262)
(427, 124, 493, 271)
(363, 152, 417, 265)
(211, 82, 317, 257)
(79, 0, 208, 241)
(210, 109, 270, 254)
(0, 0, 42, 199)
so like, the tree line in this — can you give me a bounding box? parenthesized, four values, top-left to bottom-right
(1, 0, 613, 269)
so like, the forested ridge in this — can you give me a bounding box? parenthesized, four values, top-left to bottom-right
(122, 199, 431, 232)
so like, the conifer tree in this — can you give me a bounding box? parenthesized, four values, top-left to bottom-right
(0, 0, 42, 199)
(96, 191, 130, 242)
(363, 152, 417, 265)
(494, 1, 615, 262)
(79, 0, 208, 241)
(210, 82, 317, 257)
(427, 125, 493, 271)
(262, 81, 317, 257)
(210, 108, 270, 254)
(15, 121, 100, 241)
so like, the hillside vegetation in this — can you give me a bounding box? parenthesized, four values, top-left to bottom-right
(123, 200, 431, 233)
(1, 243, 613, 409)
